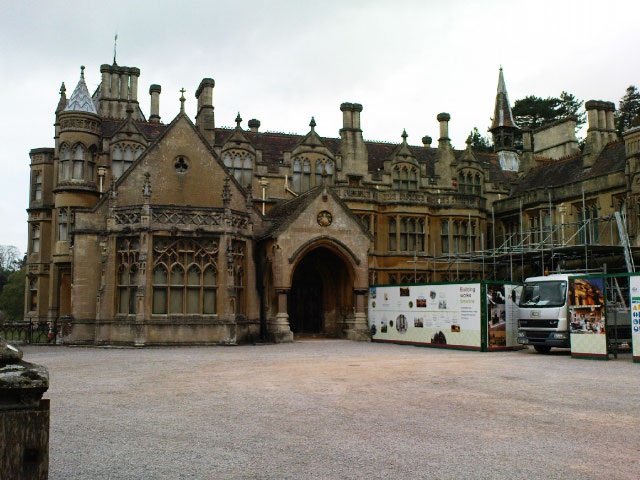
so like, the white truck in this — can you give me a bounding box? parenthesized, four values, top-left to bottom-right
(517, 273, 632, 353)
(516, 274, 571, 353)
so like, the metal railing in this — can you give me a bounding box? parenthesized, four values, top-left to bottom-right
(0, 320, 57, 344)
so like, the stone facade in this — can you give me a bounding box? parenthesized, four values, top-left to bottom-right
(24, 61, 640, 345)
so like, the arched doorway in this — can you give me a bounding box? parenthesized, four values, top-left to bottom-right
(288, 246, 353, 336)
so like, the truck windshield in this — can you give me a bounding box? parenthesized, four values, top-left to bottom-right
(520, 281, 567, 307)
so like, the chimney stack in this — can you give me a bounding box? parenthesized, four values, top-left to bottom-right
(195, 78, 215, 145)
(437, 112, 451, 149)
(248, 119, 260, 132)
(149, 84, 161, 123)
(422, 136, 432, 148)
(339, 102, 368, 176)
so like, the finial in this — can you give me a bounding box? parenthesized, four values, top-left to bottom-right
(142, 172, 152, 200)
(179, 88, 186, 113)
(113, 33, 118, 64)
(235, 112, 242, 128)
(60, 82, 66, 96)
(309, 116, 316, 130)
(401, 129, 408, 142)
(80, 65, 85, 79)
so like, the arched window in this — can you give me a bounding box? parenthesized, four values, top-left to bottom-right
(124, 146, 134, 173)
(453, 221, 461, 253)
(31, 224, 40, 253)
(112, 146, 123, 179)
(233, 241, 246, 315)
(458, 172, 465, 193)
(233, 154, 243, 184)
(389, 217, 397, 251)
(293, 159, 301, 193)
(152, 238, 219, 315)
(315, 160, 323, 186)
(416, 219, 425, 252)
(392, 169, 400, 189)
(87, 149, 95, 183)
(58, 208, 69, 241)
(325, 161, 334, 185)
(441, 220, 449, 254)
(466, 173, 473, 194)
(223, 152, 233, 169)
(72, 144, 85, 180)
(474, 174, 481, 195)
(400, 168, 408, 190)
(409, 169, 418, 191)
(302, 159, 311, 191)
(59, 145, 70, 181)
(117, 264, 138, 315)
(135, 147, 143, 160)
(400, 218, 408, 251)
(407, 219, 416, 251)
(32, 171, 43, 201)
(242, 155, 253, 187)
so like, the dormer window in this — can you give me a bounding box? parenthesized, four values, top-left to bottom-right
(291, 156, 334, 193)
(458, 170, 482, 195)
(392, 166, 418, 191)
(112, 144, 143, 179)
(223, 151, 253, 187)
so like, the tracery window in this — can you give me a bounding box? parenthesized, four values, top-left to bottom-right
(302, 159, 311, 191)
(474, 174, 481, 195)
(223, 151, 254, 187)
(152, 237, 219, 315)
(458, 170, 481, 194)
(116, 238, 139, 315)
(232, 241, 246, 315)
(31, 224, 40, 253)
(33, 171, 42, 201)
(59, 144, 70, 181)
(392, 166, 418, 191)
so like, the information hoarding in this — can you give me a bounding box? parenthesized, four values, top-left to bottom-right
(369, 283, 482, 350)
(568, 277, 608, 359)
(630, 276, 640, 363)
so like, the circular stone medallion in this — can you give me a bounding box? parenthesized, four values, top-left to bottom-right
(317, 210, 333, 227)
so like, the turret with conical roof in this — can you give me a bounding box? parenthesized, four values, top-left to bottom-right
(489, 67, 520, 171)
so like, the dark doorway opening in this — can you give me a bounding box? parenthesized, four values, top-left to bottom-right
(288, 246, 353, 336)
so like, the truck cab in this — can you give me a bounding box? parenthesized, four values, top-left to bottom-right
(517, 274, 571, 353)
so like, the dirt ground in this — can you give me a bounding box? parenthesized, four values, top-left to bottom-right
(22, 341, 640, 480)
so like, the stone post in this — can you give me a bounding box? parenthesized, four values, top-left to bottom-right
(269, 288, 293, 342)
(343, 288, 369, 341)
(0, 338, 50, 479)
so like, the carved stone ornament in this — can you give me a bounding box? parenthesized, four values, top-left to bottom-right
(317, 210, 332, 227)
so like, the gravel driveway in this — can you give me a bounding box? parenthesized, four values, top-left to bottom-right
(22, 341, 640, 480)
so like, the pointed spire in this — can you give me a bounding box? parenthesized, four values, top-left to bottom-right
(490, 67, 516, 130)
(401, 129, 408, 143)
(309, 116, 316, 130)
(64, 66, 97, 114)
(179, 88, 186, 114)
(235, 112, 242, 128)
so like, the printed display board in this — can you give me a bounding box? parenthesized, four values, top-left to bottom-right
(369, 283, 482, 349)
(568, 277, 608, 359)
(630, 276, 640, 363)
(486, 283, 520, 349)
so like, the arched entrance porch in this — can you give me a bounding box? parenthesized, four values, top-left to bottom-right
(287, 246, 353, 336)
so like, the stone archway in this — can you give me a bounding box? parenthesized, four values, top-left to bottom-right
(288, 246, 354, 337)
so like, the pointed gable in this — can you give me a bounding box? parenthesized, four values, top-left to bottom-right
(114, 114, 247, 211)
(64, 66, 98, 114)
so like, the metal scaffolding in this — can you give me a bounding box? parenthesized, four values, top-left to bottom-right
(431, 213, 637, 283)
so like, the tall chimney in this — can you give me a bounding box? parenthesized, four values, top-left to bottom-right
(248, 119, 260, 132)
(195, 78, 215, 145)
(437, 112, 451, 149)
(422, 136, 432, 148)
(149, 84, 161, 123)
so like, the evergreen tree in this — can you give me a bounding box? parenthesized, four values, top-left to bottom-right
(0, 268, 25, 321)
(466, 127, 493, 152)
(615, 85, 640, 134)
(558, 91, 585, 128)
(512, 93, 584, 129)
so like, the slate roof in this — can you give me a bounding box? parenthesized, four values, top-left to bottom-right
(64, 67, 98, 114)
(511, 141, 626, 193)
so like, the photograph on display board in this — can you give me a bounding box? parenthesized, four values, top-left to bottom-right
(487, 284, 507, 347)
(396, 314, 408, 333)
(569, 278, 606, 334)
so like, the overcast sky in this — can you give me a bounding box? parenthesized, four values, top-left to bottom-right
(2, 0, 639, 252)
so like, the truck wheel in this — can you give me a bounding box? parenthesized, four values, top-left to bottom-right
(534, 345, 551, 354)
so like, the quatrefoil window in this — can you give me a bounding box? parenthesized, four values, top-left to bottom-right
(174, 156, 189, 173)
